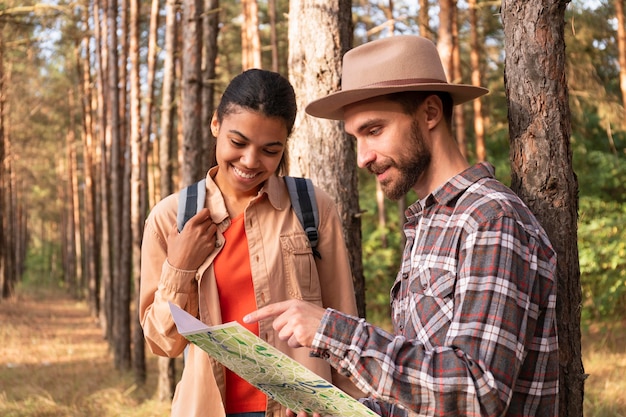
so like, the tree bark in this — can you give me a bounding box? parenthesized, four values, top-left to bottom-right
(94, 0, 117, 342)
(450, 2, 467, 157)
(157, 0, 179, 399)
(268, 0, 279, 72)
(287, 0, 365, 318)
(437, 0, 454, 81)
(117, 0, 133, 372)
(241, 0, 261, 70)
(159, 0, 177, 197)
(201, 0, 219, 172)
(501, 2, 584, 416)
(143, 0, 160, 207)
(64, 91, 78, 295)
(468, 0, 487, 162)
(129, 0, 146, 384)
(615, 0, 626, 126)
(77, 6, 99, 315)
(419, 0, 430, 39)
(181, 0, 204, 185)
(0, 35, 5, 299)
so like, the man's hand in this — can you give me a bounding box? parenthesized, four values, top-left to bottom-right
(243, 299, 326, 349)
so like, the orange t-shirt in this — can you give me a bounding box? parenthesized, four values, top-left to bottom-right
(213, 213, 267, 413)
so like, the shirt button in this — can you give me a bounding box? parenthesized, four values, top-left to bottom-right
(402, 273, 408, 279)
(215, 240, 222, 248)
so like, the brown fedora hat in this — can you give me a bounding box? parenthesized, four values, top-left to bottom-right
(305, 35, 489, 120)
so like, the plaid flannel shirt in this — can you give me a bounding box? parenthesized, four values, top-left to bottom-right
(311, 163, 558, 417)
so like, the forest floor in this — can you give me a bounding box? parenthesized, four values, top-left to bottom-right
(0, 284, 172, 417)
(0, 284, 625, 417)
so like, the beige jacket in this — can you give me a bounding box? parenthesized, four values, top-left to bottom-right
(140, 168, 361, 416)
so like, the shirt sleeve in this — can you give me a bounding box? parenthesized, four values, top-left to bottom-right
(139, 199, 200, 358)
(311, 215, 557, 417)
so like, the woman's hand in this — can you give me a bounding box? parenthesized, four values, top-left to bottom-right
(286, 410, 322, 417)
(166, 208, 217, 270)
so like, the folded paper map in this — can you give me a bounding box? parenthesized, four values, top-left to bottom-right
(168, 302, 378, 417)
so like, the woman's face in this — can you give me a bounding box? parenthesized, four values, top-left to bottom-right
(212, 107, 288, 198)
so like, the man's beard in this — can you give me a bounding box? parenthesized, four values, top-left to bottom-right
(370, 118, 431, 201)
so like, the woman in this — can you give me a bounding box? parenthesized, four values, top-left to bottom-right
(139, 69, 361, 417)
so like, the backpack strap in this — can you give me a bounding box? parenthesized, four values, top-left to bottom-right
(284, 176, 321, 259)
(177, 178, 206, 232)
(176, 179, 206, 364)
(176, 176, 321, 259)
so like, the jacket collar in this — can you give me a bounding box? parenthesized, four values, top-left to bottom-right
(204, 167, 287, 224)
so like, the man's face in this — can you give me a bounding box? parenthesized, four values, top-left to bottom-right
(344, 97, 431, 200)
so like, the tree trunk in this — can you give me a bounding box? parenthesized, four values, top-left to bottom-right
(268, 0, 279, 72)
(501, 2, 584, 417)
(5, 133, 15, 296)
(288, 0, 365, 318)
(77, 8, 99, 315)
(0, 35, 5, 299)
(615, 0, 626, 126)
(160, 0, 177, 198)
(181, 0, 204, 185)
(103, 0, 118, 351)
(437, 0, 454, 81)
(141, 0, 159, 223)
(94, 0, 109, 330)
(468, 0, 486, 162)
(64, 94, 78, 295)
(157, 354, 177, 401)
(157, 0, 179, 398)
(59, 160, 70, 289)
(451, 2, 466, 157)
(2, 61, 16, 298)
(201, 0, 219, 172)
(419, 0, 430, 39)
(129, 0, 146, 384)
(116, 0, 133, 372)
(241, 0, 262, 70)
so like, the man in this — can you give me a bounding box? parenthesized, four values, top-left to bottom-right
(244, 35, 558, 417)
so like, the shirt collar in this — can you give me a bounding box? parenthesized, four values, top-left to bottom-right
(204, 166, 286, 220)
(406, 162, 496, 216)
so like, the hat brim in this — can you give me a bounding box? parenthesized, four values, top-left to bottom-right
(305, 83, 489, 120)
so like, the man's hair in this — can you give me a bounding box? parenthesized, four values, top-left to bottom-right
(386, 91, 453, 127)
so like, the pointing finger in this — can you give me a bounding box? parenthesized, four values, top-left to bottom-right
(243, 300, 292, 324)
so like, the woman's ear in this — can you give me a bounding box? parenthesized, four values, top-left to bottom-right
(210, 113, 219, 137)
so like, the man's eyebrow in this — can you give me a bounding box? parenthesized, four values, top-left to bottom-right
(227, 129, 284, 147)
(352, 118, 385, 136)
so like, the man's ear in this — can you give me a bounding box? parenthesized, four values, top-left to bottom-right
(423, 95, 443, 130)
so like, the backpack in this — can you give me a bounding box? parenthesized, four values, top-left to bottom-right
(177, 176, 321, 259)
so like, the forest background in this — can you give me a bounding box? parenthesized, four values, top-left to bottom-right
(0, 0, 625, 416)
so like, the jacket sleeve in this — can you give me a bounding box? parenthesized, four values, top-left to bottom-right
(312, 187, 366, 400)
(139, 194, 199, 358)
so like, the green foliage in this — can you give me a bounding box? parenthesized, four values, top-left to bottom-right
(578, 197, 626, 321)
(358, 168, 411, 328)
(574, 147, 626, 202)
(21, 237, 64, 288)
